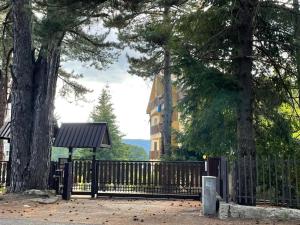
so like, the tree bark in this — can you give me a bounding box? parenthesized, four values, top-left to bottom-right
(28, 39, 62, 188)
(11, 0, 34, 192)
(161, 5, 173, 156)
(293, 0, 300, 103)
(11, 0, 63, 191)
(162, 47, 173, 156)
(231, 0, 258, 205)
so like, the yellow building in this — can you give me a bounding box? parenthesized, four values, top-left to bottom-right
(146, 75, 182, 160)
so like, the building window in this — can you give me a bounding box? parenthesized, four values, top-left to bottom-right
(152, 117, 158, 126)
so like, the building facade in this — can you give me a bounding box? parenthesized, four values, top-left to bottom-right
(146, 75, 182, 160)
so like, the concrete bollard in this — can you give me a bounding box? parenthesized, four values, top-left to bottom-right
(202, 176, 217, 215)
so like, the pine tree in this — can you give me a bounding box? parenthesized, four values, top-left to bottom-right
(231, 0, 258, 206)
(110, 0, 192, 155)
(10, 0, 119, 191)
(174, 0, 258, 205)
(174, 0, 300, 205)
(90, 85, 128, 160)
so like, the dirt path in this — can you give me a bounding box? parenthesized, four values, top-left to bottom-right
(0, 194, 299, 225)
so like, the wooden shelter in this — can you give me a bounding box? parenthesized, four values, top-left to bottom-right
(53, 122, 111, 160)
(53, 122, 111, 199)
(53, 122, 111, 149)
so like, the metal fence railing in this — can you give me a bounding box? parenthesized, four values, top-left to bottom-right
(71, 160, 206, 198)
(232, 156, 300, 209)
(1, 155, 299, 208)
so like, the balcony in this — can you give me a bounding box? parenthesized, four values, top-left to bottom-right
(149, 96, 164, 112)
(150, 124, 162, 135)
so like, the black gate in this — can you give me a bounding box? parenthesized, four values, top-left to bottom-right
(69, 160, 206, 199)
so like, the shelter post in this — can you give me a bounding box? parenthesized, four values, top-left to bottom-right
(91, 147, 98, 198)
(62, 162, 73, 200)
(68, 147, 73, 162)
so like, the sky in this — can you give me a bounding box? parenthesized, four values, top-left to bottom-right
(55, 51, 152, 140)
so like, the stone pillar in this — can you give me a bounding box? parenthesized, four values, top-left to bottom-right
(202, 176, 217, 215)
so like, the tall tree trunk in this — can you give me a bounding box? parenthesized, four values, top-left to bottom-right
(28, 39, 61, 188)
(293, 0, 300, 104)
(162, 47, 172, 156)
(11, 0, 34, 192)
(11, 0, 63, 191)
(231, 0, 257, 205)
(161, 5, 173, 156)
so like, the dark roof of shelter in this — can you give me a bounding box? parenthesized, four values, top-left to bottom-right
(0, 121, 10, 140)
(53, 123, 111, 148)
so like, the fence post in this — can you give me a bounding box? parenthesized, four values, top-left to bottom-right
(91, 147, 98, 198)
(54, 168, 63, 194)
(220, 157, 229, 203)
(48, 161, 57, 189)
(207, 157, 221, 197)
(62, 162, 72, 200)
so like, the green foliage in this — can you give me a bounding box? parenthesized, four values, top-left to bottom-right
(90, 85, 125, 159)
(174, 54, 238, 158)
(58, 69, 92, 102)
(33, 0, 120, 100)
(51, 147, 68, 161)
(125, 144, 148, 161)
(5, 0, 300, 162)
(113, 1, 192, 78)
(51, 144, 148, 161)
(171, 0, 300, 160)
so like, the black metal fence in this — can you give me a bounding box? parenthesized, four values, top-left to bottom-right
(71, 160, 206, 198)
(2, 156, 299, 209)
(233, 156, 300, 209)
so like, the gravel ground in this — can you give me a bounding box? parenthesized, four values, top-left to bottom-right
(0, 218, 76, 225)
(0, 194, 299, 225)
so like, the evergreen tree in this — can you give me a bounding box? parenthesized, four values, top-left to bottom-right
(110, 0, 193, 155)
(90, 85, 128, 160)
(9, 0, 119, 191)
(173, 0, 300, 205)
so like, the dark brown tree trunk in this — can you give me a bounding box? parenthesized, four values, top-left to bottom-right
(11, 0, 34, 192)
(161, 5, 173, 156)
(11, 0, 63, 191)
(162, 47, 172, 156)
(28, 40, 61, 188)
(231, 0, 257, 205)
(293, 0, 300, 103)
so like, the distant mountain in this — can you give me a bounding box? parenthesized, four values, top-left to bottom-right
(122, 139, 150, 156)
